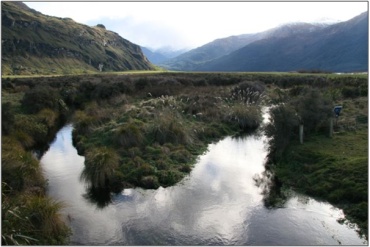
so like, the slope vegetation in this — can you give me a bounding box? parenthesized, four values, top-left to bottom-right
(1, 2, 154, 75)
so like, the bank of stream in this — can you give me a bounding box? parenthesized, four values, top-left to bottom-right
(40, 124, 366, 245)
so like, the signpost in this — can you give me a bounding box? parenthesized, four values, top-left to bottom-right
(330, 105, 342, 137)
(334, 105, 342, 118)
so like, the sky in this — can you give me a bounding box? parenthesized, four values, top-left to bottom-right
(24, 1, 368, 51)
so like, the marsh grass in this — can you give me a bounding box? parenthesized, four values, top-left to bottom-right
(81, 147, 120, 188)
(226, 104, 262, 131)
(148, 110, 193, 145)
(115, 120, 145, 148)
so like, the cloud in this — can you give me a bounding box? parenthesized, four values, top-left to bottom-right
(25, 2, 368, 50)
(87, 17, 193, 50)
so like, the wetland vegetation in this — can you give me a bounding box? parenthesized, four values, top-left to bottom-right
(1, 72, 368, 244)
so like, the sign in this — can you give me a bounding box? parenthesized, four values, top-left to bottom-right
(334, 106, 342, 117)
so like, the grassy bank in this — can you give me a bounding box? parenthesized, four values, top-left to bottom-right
(274, 129, 367, 237)
(264, 80, 368, 239)
(2, 87, 71, 244)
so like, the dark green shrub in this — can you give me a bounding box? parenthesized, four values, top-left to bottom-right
(93, 83, 120, 100)
(292, 88, 332, 134)
(2, 102, 15, 135)
(157, 170, 183, 187)
(140, 175, 159, 189)
(21, 85, 60, 113)
(265, 105, 299, 161)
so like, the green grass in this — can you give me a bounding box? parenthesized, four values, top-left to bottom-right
(274, 129, 368, 238)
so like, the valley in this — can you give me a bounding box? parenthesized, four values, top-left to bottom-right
(1, 1, 368, 245)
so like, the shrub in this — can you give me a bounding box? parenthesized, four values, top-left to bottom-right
(140, 176, 160, 189)
(2, 102, 15, 135)
(92, 82, 121, 100)
(21, 85, 60, 113)
(292, 87, 332, 134)
(265, 104, 299, 161)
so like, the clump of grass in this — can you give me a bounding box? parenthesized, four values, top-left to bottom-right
(115, 120, 145, 148)
(25, 196, 70, 241)
(230, 81, 265, 104)
(226, 104, 262, 131)
(148, 110, 193, 145)
(80, 146, 120, 188)
(37, 108, 58, 127)
(182, 95, 225, 121)
(2, 137, 44, 192)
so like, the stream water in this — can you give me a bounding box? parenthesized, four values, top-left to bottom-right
(40, 124, 366, 245)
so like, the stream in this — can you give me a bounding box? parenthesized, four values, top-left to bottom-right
(40, 124, 366, 245)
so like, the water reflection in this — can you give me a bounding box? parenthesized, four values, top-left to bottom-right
(40, 125, 367, 245)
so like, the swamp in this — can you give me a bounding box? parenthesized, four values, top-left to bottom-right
(1, 72, 368, 244)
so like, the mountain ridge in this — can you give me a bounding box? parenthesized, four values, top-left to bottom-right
(196, 11, 368, 72)
(160, 22, 329, 70)
(162, 12, 367, 73)
(1, 1, 154, 75)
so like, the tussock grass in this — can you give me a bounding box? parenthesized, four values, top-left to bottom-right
(81, 147, 120, 188)
(226, 104, 262, 131)
(115, 120, 145, 148)
(148, 110, 193, 145)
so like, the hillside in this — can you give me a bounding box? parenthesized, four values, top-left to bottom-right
(196, 12, 368, 73)
(1, 2, 154, 75)
(161, 23, 328, 71)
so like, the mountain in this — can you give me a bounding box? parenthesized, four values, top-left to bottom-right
(161, 22, 329, 71)
(1, 2, 154, 75)
(141, 47, 169, 64)
(141, 46, 189, 65)
(196, 12, 368, 73)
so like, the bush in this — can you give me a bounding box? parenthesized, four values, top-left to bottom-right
(265, 105, 299, 161)
(21, 85, 60, 113)
(140, 176, 160, 189)
(2, 102, 15, 135)
(292, 87, 332, 134)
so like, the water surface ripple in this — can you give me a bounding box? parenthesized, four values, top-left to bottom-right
(40, 125, 366, 245)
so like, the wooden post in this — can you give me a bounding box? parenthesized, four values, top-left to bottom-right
(299, 124, 304, 144)
(329, 118, 333, 138)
